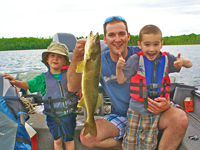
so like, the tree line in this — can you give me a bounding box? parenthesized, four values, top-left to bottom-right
(0, 37, 52, 51)
(129, 33, 200, 46)
(0, 33, 200, 51)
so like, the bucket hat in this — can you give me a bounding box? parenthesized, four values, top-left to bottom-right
(42, 42, 70, 68)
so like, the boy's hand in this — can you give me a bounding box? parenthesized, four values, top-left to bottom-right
(2, 72, 16, 84)
(174, 53, 193, 69)
(117, 52, 125, 69)
(174, 53, 183, 69)
(147, 97, 170, 114)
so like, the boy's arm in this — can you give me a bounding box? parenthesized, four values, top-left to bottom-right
(116, 53, 127, 84)
(174, 53, 193, 69)
(3, 72, 29, 89)
(67, 39, 87, 92)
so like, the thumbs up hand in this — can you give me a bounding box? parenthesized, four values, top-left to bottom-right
(176, 53, 181, 60)
(117, 52, 126, 69)
(174, 53, 183, 69)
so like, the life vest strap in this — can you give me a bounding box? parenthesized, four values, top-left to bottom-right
(130, 90, 148, 98)
(43, 92, 77, 104)
(131, 82, 170, 91)
(44, 103, 78, 113)
(144, 98, 148, 109)
(43, 97, 66, 104)
(147, 83, 167, 90)
(16, 136, 32, 146)
(44, 92, 78, 115)
(130, 82, 146, 88)
(130, 90, 142, 95)
(48, 96, 64, 135)
(130, 79, 170, 109)
(130, 79, 145, 98)
(147, 90, 170, 97)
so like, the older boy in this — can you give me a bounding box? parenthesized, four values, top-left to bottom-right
(116, 24, 192, 149)
(3, 42, 78, 150)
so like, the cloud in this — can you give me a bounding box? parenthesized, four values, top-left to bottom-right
(0, 0, 200, 38)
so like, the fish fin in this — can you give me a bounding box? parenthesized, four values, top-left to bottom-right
(77, 97, 85, 108)
(83, 122, 97, 137)
(95, 93, 103, 111)
(76, 61, 84, 73)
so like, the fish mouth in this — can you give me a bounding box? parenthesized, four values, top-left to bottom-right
(88, 31, 99, 43)
(89, 31, 99, 37)
(94, 33, 100, 43)
(89, 31, 93, 38)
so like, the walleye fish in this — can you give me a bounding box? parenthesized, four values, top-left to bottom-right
(76, 31, 102, 137)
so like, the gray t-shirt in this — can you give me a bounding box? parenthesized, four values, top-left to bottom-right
(122, 52, 180, 115)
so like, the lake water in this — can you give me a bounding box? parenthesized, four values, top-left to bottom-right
(0, 45, 200, 88)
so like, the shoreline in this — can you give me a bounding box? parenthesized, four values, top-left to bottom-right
(1, 44, 200, 52)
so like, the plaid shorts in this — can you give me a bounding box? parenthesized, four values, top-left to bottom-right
(122, 108, 160, 150)
(101, 114, 128, 140)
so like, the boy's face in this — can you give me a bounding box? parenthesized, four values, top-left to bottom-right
(138, 33, 163, 61)
(46, 52, 66, 71)
(103, 21, 130, 57)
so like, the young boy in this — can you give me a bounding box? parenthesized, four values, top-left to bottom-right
(3, 42, 78, 150)
(116, 25, 192, 150)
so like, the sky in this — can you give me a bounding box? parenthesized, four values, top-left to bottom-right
(1, 0, 200, 39)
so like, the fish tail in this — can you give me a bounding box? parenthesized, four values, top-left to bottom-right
(83, 122, 97, 137)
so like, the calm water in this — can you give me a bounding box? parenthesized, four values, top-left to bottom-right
(0, 45, 200, 88)
(0, 49, 47, 77)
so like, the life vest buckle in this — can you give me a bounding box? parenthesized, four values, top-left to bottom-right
(63, 105, 70, 113)
(148, 91, 159, 97)
(148, 83, 159, 90)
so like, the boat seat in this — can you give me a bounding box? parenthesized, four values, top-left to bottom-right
(100, 40, 109, 53)
(53, 32, 77, 61)
(0, 74, 18, 97)
(53, 33, 109, 53)
(53, 33, 77, 53)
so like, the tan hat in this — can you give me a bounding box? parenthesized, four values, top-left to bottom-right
(42, 42, 70, 68)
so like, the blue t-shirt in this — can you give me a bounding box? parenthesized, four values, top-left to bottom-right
(100, 46, 141, 116)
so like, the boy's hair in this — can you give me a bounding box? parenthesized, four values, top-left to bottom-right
(139, 24, 162, 42)
(103, 16, 128, 35)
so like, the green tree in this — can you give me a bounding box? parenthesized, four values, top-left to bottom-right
(0, 34, 200, 51)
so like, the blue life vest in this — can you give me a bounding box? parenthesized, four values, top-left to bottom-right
(42, 70, 78, 115)
(0, 96, 32, 150)
(130, 51, 170, 108)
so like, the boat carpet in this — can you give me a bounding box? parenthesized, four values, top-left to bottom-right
(178, 112, 200, 150)
(26, 114, 115, 150)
